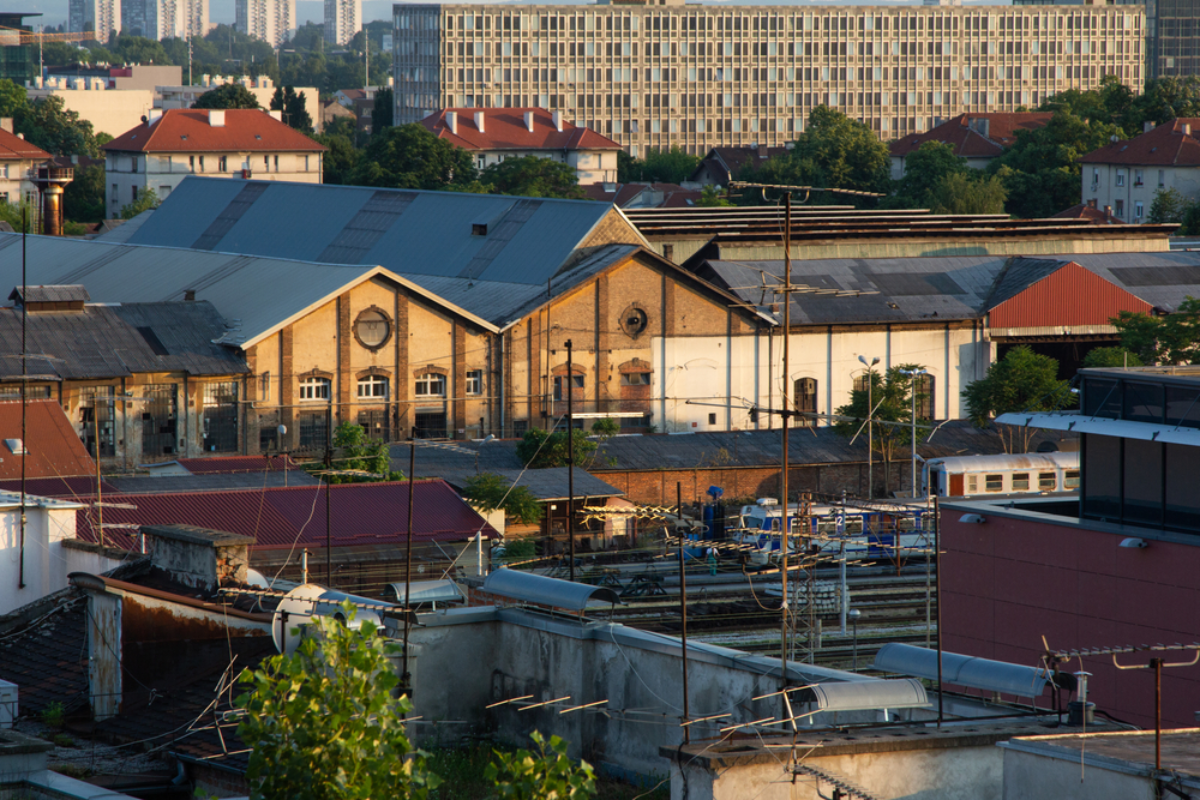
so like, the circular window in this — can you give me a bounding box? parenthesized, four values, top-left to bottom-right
(620, 305, 649, 338)
(354, 308, 391, 349)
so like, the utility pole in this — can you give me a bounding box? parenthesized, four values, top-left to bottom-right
(779, 193, 791, 694)
(566, 338, 575, 582)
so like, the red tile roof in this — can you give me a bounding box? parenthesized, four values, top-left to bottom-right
(0, 127, 50, 161)
(889, 113, 1053, 159)
(103, 109, 326, 154)
(176, 455, 301, 474)
(1080, 118, 1200, 166)
(0, 399, 97, 480)
(1052, 202, 1122, 225)
(419, 107, 621, 152)
(75, 479, 497, 551)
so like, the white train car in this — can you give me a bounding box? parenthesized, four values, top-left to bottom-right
(923, 451, 1080, 499)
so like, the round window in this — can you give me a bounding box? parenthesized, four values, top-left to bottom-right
(355, 309, 391, 349)
(620, 306, 649, 338)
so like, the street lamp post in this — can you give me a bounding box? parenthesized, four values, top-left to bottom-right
(849, 608, 861, 671)
(857, 356, 880, 498)
(899, 368, 928, 499)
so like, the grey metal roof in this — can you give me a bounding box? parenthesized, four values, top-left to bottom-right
(120, 177, 630, 287)
(873, 643, 1052, 698)
(0, 299, 247, 380)
(807, 678, 929, 712)
(482, 568, 622, 610)
(105, 471, 319, 493)
(10, 284, 90, 303)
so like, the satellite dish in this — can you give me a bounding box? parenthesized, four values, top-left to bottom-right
(271, 584, 389, 655)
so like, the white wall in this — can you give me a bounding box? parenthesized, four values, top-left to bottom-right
(1083, 162, 1200, 223)
(29, 88, 155, 140)
(0, 500, 86, 616)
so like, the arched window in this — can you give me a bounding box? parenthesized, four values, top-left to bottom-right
(794, 378, 818, 427)
(357, 375, 389, 400)
(299, 377, 331, 401)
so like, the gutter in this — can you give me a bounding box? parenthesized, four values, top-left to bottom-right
(68, 572, 273, 623)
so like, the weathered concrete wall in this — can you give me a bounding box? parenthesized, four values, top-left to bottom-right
(1001, 744, 1157, 800)
(0, 505, 82, 616)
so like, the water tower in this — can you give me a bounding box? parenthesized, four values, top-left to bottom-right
(32, 162, 73, 236)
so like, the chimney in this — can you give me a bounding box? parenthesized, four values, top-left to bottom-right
(446, 110, 457, 134)
(208, 109, 225, 127)
(0, 118, 11, 133)
(474, 111, 485, 132)
(1144, 120, 1155, 133)
(141, 525, 253, 592)
(1088, 198, 1097, 208)
(524, 110, 535, 132)
(553, 110, 564, 132)
(1184, 123, 1193, 137)
(269, 109, 282, 122)
(147, 108, 162, 126)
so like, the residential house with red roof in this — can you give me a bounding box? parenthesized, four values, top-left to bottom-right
(0, 119, 52, 207)
(102, 108, 326, 218)
(888, 112, 1053, 180)
(1080, 118, 1200, 224)
(419, 107, 621, 185)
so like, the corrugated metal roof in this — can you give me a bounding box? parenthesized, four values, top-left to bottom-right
(74, 479, 497, 551)
(0, 399, 97, 480)
(105, 471, 320, 494)
(873, 643, 1052, 698)
(482, 568, 622, 610)
(988, 261, 1154, 329)
(120, 177, 628, 287)
(386, 579, 464, 604)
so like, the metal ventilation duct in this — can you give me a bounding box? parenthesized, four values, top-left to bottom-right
(806, 678, 929, 712)
(873, 643, 1052, 698)
(387, 579, 466, 605)
(482, 568, 622, 611)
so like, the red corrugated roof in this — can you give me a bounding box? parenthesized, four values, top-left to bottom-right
(1080, 118, 1200, 166)
(74, 479, 496, 551)
(889, 113, 1053, 159)
(0, 399, 97, 480)
(419, 107, 621, 152)
(103, 109, 327, 154)
(177, 455, 301, 474)
(988, 261, 1152, 329)
(0, 127, 51, 161)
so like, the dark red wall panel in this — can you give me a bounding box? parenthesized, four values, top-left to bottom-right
(988, 262, 1153, 329)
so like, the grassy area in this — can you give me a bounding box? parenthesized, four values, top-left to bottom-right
(426, 742, 669, 800)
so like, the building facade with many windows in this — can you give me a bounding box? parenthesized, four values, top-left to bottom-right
(394, 0, 1145, 152)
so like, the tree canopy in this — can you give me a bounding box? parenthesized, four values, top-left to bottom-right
(1112, 297, 1200, 366)
(618, 146, 700, 184)
(120, 187, 160, 219)
(461, 472, 544, 524)
(192, 83, 261, 110)
(270, 85, 312, 133)
(481, 155, 584, 199)
(346, 123, 478, 190)
(962, 346, 1074, 452)
(833, 365, 928, 496)
(64, 164, 107, 223)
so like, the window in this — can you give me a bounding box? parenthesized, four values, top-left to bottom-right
(1134, 169, 1143, 186)
(1064, 470, 1081, 490)
(218, 156, 228, 171)
(553, 374, 584, 401)
(274, 156, 279, 171)
(353, 308, 391, 349)
(466, 370, 483, 395)
(198, 156, 205, 172)
(299, 411, 328, 448)
(189, 155, 195, 172)
(111, 183, 118, 203)
(1135, 201, 1144, 219)
(621, 371, 650, 386)
(984, 474, 1004, 492)
(914, 374, 934, 419)
(202, 381, 239, 452)
(966, 475, 978, 494)
(259, 372, 271, 402)
(414, 373, 445, 397)
(142, 384, 178, 456)
(299, 377, 331, 401)
(1116, 171, 1126, 187)
(358, 375, 390, 399)
(264, 155, 270, 172)
(1012, 472, 1030, 491)
(80, 386, 116, 457)
(1115, 199, 1125, 217)
(794, 378, 817, 427)
(1158, 169, 1165, 187)
(1038, 472, 1057, 491)
(132, 185, 139, 201)
(708, 413, 717, 425)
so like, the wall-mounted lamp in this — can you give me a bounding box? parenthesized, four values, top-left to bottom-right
(959, 514, 987, 524)
(1119, 537, 1148, 549)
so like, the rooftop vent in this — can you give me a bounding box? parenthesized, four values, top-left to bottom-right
(472, 223, 488, 236)
(524, 110, 535, 132)
(474, 111, 485, 133)
(446, 110, 458, 135)
(4, 438, 25, 455)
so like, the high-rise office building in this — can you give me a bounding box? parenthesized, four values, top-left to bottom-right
(325, 0, 360, 46)
(69, 0, 121, 41)
(394, 0, 1145, 152)
(237, 0, 297, 47)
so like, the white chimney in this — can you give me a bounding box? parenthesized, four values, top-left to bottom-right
(474, 111, 485, 132)
(148, 108, 163, 125)
(553, 111, 564, 132)
(446, 110, 457, 135)
(524, 110, 535, 132)
(1185, 123, 1193, 137)
(209, 109, 226, 127)
(1144, 120, 1155, 133)
(269, 110, 282, 122)
(0, 118, 11, 133)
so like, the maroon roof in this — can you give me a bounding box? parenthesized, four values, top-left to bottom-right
(176, 454, 301, 474)
(1080, 118, 1200, 166)
(0, 399, 98, 480)
(889, 113, 1053, 159)
(74, 479, 497, 551)
(693, 145, 789, 183)
(419, 107, 621, 152)
(1052, 202, 1122, 225)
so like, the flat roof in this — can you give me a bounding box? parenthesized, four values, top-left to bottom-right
(1004, 729, 1200, 780)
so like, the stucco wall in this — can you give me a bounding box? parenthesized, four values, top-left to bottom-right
(0, 505, 80, 616)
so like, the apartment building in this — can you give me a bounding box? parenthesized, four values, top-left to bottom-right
(325, 0, 361, 46)
(71, 0, 205, 40)
(1080, 118, 1200, 223)
(103, 108, 325, 217)
(69, 0, 121, 42)
(393, 0, 1145, 153)
(237, 0, 297, 47)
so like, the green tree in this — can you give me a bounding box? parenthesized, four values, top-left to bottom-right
(1148, 187, 1190, 224)
(1040, 74, 1139, 134)
(486, 731, 596, 800)
(1081, 347, 1144, 370)
(515, 428, 598, 470)
(236, 603, 440, 800)
(461, 472, 544, 525)
(834, 365, 928, 496)
(346, 123, 477, 190)
(111, 34, 172, 66)
(891, 141, 968, 208)
(0, 79, 28, 118)
(925, 171, 1008, 215)
(619, 146, 699, 184)
(1112, 296, 1200, 366)
(119, 187, 160, 219)
(17, 95, 100, 157)
(988, 111, 1125, 218)
(271, 85, 313, 133)
(0, 199, 37, 232)
(192, 83, 261, 110)
(741, 106, 891, 205)
(482, 155, 584, 199)
(1130, 76, 1200, 128)
(962, 346, 1075, 452)
(372, 87, 393, 132)
(38, 41, 88, 68)
(698, 185, 732, 207)
(64, 163, 106, 223)
(313, 131, 357, 185)
(328, 421, 402, 482)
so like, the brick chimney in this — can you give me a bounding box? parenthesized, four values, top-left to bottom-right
(141, 525, 252, 591)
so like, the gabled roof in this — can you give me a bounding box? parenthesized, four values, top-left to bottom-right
(1080, 118, 1200, 166)
(103, 108, 326, 154)
(0, 298, 248, 379)
(0, 399, 97, 480)
(986, 260, 1153, 329)
(690, 145, 789, 183)
(889, 113, 1053, 159)
(0, 127, 51, 161)
(581, 182, 704, 208)
(419, 107, 621, 152)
